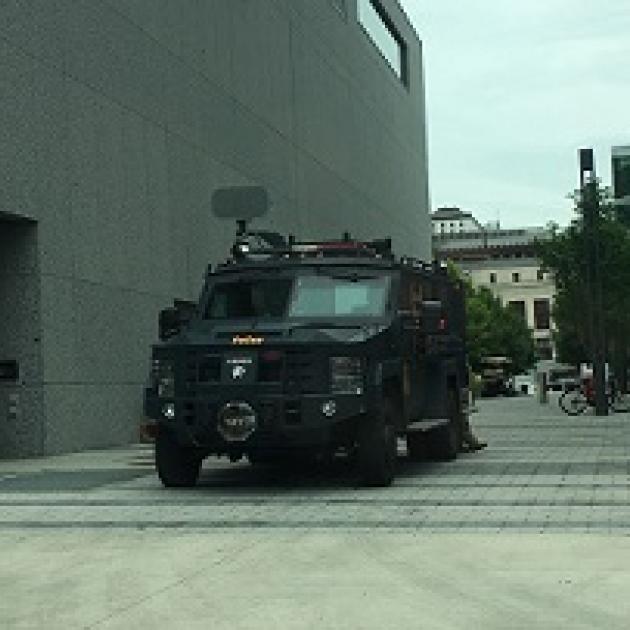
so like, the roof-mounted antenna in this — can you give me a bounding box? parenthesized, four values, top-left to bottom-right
(236, 219, 248, 236)
(211, 186, 269, 220)
(211, 186, 270, 237)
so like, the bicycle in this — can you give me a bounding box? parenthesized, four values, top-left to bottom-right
(559, 380, 630, 415)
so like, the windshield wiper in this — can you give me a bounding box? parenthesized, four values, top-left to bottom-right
(314, 272, 380, 281)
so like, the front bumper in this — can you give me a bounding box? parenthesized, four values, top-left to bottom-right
(144, 389, 369, 450)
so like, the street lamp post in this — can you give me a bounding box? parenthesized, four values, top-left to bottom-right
(579, 148, 608, 416)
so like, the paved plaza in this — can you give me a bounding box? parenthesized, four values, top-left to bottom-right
(1, 396, 630, 628)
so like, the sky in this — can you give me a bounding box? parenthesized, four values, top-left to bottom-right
(399, 0, 630, 227)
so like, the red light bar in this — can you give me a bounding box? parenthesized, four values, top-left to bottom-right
(318, 241, 366, 250)
(292, 241, 369, 253)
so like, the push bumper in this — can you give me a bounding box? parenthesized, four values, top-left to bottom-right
(144, 389, 370, 450)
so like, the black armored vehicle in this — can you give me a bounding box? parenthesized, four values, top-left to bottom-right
(144, 188, 470, 487)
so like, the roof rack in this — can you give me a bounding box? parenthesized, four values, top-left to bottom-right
(227, 227, 394, 263)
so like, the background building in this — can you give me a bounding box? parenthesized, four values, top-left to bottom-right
(612, 145, 630, 223)
(432, 212, 555, 360)
(431, 207, 484, 235)
(0, 0, 430, 457)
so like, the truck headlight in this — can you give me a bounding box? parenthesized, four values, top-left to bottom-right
(152, 359, 175, 398)
(330, 357, 364, 395)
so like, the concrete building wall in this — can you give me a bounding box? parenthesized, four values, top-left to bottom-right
(0, 0, 430, 456)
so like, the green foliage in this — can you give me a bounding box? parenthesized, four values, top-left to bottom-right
(466, 286, 535, 375)
(446, 262, 535, 374)
(537, 181, 630, 366)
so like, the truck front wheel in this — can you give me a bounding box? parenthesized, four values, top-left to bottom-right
(406, 431, 425, 461)
(357, 399, 397, 487)
(155, 429, 202, 488)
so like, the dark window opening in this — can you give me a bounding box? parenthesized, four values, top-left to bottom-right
(512, 272, 520, 283)
(534, 299, 550, 330)
(358, 0, 408, 85)
(489, 272, 497, 284)
(612, 153, 630, 200)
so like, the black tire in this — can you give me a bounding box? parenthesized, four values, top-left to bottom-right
(155, 429, 202, 488)
(425, 390, 461, 461)
(406, 431, 425, 461)
(247, 451, 281, 466)
(559, 390, 588, 415)
(357, 399, 397, 487)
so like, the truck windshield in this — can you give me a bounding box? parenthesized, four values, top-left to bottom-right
(205, 279, 293, 319)
(288, 275, 390, 318)
(204, 274, 390, 319)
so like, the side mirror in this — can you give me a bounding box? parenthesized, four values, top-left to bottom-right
(158, 307, 181, 341)
(158, 301, 196, 341)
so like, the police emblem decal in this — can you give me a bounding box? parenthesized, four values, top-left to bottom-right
(232, 364, 247, 379)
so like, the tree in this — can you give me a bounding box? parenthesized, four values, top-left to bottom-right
(447, 262, 536, 375)
(466, 285, 535, 375)
(537, 182, 630, 385)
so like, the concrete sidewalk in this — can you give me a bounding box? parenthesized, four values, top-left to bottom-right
(1, 396, 630, 629)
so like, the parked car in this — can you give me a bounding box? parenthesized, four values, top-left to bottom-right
(479, 356, 513, 397)
(547, 366, 579, 392)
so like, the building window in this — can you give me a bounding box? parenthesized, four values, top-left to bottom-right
(509, 300, 526, 320)
(612, 148, 630, 201)
(537, 269, 545, 281)
(512, 272, 520, 283)
(489, 272, 497, 284)
(358, 0, 408, 85)
(534, 299, 550, 330)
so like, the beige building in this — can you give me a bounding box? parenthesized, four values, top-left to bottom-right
(464, 258, 555, 360)
(431, 211, 555, 360)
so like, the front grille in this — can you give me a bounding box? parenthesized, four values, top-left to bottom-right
(183, 402, 195, 427)
(259, 351, 283, 382)
(184, 349, 221, 384)
(285, 350, 322, 394)
(181, 347, 325, 397)
(284, 400, 302, 425)
(198, 355, 221, 382)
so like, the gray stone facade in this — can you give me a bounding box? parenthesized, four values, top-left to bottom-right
(0, 0, 430, 457)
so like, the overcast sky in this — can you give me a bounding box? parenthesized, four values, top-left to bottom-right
(399, 0, 630, 227)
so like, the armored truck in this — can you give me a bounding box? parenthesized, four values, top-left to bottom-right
(144, 190, 470, 487)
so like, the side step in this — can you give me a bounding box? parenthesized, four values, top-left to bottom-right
(406, 418, 449, 433)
